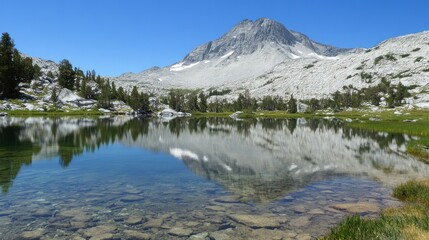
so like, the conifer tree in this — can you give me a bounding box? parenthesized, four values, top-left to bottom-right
(58, 59, 75, 90)
(288, 95, 297, 113)
(0, 33, 18, 97)
(198, 92, 207, 112)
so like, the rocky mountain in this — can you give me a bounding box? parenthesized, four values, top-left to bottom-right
(113, 18, 356, 91)
(113, 18, 429, 108)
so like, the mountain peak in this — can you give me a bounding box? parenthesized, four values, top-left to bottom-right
(182, 18, 352, 64)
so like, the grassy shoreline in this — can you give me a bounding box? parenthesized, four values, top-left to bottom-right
(322, 180, 429, 240)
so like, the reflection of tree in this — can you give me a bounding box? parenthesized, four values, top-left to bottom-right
(0, 118, 151, 193)
(0, 126, 41, 193)
(286, 119, 297, 134)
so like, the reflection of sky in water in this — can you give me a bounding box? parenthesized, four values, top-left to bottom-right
(0, 117, 423, 239)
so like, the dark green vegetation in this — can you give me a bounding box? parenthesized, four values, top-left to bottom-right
(56, 58, 151, 111)
(0, 33, 41, 98)
(165, 78, 410, 114)
(374, 53, 397, 65)
(323, 180, 429, 240)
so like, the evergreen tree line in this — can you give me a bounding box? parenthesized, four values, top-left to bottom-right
(302, 78, 411, 112)
(0, 33, 41, 98)
(166, 79, 410, 114)
(166, 89, 299, 113)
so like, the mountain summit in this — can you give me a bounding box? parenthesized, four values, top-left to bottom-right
(183, 18, 351, 64)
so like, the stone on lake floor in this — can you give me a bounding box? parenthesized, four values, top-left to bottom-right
(168, 227, 193, 237)
(126, 215, 144, 225)
(291, 205, 307, 213)
(308, 208, 325, 215)
(83, 225, 117, 237)
(289, 216, 310, 228)
(32, 208, 51, 217)
(190, 232, 209, 239)
(183, 221, 200, 227)
(89, 233, 113, 240)
(250, 228, 296, 240)
(123, 230, 151, 240)
(71, 220, 91, 229)
(209, 229, 233, 240)
(21, 228, 45, 239)
(72, 236, 86, 240)
(228, 214, 283, 229)
(331, 202, 380, 213)
(144, 218, 164, 228)
(205, 205, 227, 211)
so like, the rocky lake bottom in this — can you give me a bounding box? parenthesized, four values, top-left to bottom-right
(0, 116, 425, 239)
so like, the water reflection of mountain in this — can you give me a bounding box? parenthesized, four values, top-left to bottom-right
(0, 116, 427, 202)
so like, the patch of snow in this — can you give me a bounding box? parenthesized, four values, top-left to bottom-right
(220, 51, 234, 59)
(170, 62, 200, 72)
(169, 148, 199, 161)
(289, 164, 298, 171)
(203, 156, 209, 162)
(158, 78, 163, 82)
(307, 52, 339, 60)
(221, 163, 232, 171)
(290, 53, 301, 59)
(204, 60, 211, 63)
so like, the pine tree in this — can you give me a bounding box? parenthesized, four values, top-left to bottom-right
(198, 92, 207, 112)
(129, 86, 140, 110)
(51, 87, 58, 106)
(58, 59, 75, 90)
(288, 95, 297, 113)
(117, 86, 125, 101)
(110, 81, 117, 99)
(0, 33, 18, 98)
(186, 93, 199, 112)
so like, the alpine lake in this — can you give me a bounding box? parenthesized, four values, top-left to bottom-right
(0, 115, 427, 240)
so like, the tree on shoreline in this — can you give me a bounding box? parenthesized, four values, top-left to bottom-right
(0, 32, 39, 98)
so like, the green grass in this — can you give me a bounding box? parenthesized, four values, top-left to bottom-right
(341, 110, 429, 161)
(191, 112, 233, 117)
(322, 180, 429, 240)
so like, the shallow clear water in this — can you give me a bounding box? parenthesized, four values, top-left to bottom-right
(0, 116, 426, 239)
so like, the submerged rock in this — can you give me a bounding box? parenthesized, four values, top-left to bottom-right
(331, 202, 380, 213)
(168, 227, 193, 237)
(83, 225, 117, 237)
(123, 230, 151, 240)
(21, 228, 45, 239)
(228, 214, 282, 229)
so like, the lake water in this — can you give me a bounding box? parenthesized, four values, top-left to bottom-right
(0, 116, 427, 239)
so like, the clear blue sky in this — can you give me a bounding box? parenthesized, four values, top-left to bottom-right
(1, 0, 428, 76)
